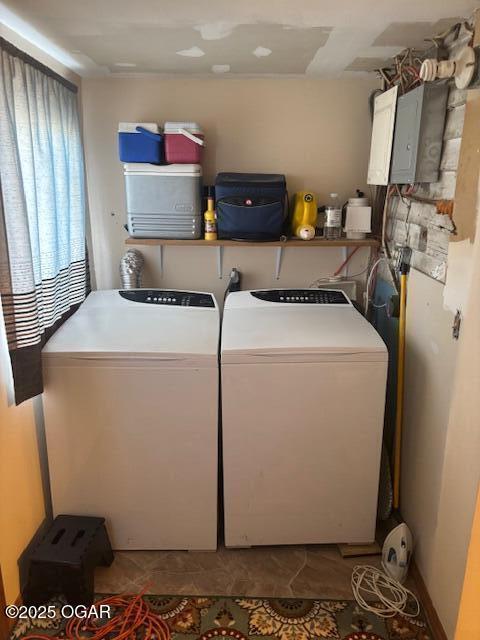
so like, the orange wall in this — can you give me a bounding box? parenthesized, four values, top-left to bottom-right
(0, 366, 46, 604)
(455, 487, 480, 640)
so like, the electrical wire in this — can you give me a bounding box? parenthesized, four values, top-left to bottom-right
(310, 249, 387, 313)
(371, 301, 388, 310)
(381, 187, 414, 291)
(345, 264, 371, 279)
(308, 246, 371, 288)
(364, 256, 388, 316)
(308, 265, 370, 288)
(351, 565, 420, 619)
(381, 186, 396, 255)
(376, 47, 423, 94)
(23, 591, 171, 640)
(333, 246, 360, 277)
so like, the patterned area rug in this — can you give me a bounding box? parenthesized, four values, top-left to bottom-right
(11, 595, 432, 640)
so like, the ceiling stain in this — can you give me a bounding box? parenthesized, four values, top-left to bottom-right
(68, 24, 331, 74)
(253, 46, 272, 58)
(176, 46, 205, 57)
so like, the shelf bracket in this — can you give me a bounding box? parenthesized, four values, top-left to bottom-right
(217, 246, 223, 279)
(274, 246, 284, 280)
(158, 245, 163, 278)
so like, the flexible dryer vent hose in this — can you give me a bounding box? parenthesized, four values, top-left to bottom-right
(120, 249, 144, 289)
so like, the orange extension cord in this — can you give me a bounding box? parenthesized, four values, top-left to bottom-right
(23, 591, 171, 640)
(333, 246, 360, 277)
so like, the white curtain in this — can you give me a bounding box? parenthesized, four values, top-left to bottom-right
(0, 38, 87, 404)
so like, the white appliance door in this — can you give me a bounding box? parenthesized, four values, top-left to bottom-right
(367, 85, 398, 185)
(43, 356, 218, 550)
(222, 359, 387, 547)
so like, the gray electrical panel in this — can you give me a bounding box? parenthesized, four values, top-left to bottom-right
(390, 83, 448, 184)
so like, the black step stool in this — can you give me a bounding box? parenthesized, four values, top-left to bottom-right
(22, 515, 114, 606)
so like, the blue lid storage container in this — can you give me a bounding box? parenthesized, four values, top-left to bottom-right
(118, 123, 164, 164)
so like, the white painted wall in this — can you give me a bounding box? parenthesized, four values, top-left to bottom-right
(400, 201, 479, 638)
(429, 181, 480, 639)
(400, 269, 458, 609)
(81, 75, 378, 300)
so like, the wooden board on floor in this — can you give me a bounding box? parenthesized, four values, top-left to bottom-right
(337, 542, 381, 558)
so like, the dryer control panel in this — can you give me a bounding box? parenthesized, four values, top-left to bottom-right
(251, 289, 350, 304)
(119, 290, 215, 307)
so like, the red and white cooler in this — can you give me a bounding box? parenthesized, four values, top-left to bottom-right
(164, 122, 204, 164)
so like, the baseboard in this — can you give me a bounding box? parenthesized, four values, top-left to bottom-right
(410, 560, 448, 640)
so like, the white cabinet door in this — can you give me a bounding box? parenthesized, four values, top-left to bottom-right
(222, 359, 387, 547)
(44, 360, 218, 550)
(367, 86, 398, 186)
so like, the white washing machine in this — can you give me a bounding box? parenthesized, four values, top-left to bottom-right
(42, 289, 219, 550)
(221, 288, 388, 547)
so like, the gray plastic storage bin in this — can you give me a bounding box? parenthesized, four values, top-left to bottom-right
(124, 164, 202, 238)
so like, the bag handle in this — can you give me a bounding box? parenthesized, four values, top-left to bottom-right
(135, 126, 162, 141)
(179, 128, 205, 146)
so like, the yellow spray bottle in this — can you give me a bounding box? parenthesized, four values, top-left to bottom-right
(291, 191, 317, 238)
(204, 189, 217, 241)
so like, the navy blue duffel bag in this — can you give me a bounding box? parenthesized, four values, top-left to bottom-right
(215, 173, 287, 241)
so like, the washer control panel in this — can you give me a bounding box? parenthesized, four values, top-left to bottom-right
(119, 290, 215, 307)
(251, 289, 350, 305)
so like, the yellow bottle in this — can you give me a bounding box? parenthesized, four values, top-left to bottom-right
(204, 196, 217, 241)
(291, 191, 317, 238)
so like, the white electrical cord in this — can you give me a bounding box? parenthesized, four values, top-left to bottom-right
(351, 565, 420, 618)
(309, 276, 340, 287)
(308, 264, 371, 289)
(364, 257, 388, 316)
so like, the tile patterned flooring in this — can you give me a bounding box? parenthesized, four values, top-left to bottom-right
(95, 544, 385, 599)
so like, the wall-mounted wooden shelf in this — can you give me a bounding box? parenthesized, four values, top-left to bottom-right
(125, 237, 379, 248)
(124, 236, 379, 279)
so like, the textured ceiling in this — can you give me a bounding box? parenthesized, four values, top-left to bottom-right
(0, 0, 476, 76)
